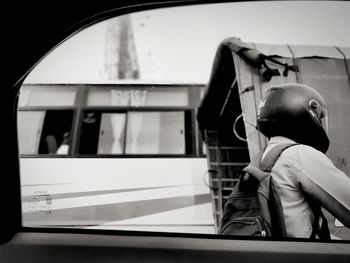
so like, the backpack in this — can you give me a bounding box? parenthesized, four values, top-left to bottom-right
(219, 143, 330, 239)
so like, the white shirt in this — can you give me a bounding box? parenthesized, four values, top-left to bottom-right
(56, 144, 69, 154)
(262, 136, 350, 238)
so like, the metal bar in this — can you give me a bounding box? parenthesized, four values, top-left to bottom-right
(210, 162, 248, 166)
(219, 77, 237, 117)
(214, 132, 223, 233)
(70, 86, 87, 156)
(207, 146, 248, 150)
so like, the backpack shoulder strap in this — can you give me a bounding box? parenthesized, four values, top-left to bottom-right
(259, 143, 298, 172)
(309, 206, 331, 240)
(242, 143, 298, 187)
(242, 144, 296, 183)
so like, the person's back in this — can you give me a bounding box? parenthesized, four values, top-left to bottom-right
(257, 83, 350, 238)
(263, 136, 350, 238)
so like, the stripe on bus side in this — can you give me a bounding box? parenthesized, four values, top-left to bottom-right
(23, 193, 211, 226)
(21, 184, 186, 202)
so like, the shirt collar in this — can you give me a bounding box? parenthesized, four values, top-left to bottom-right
(269, 136, 297, 145)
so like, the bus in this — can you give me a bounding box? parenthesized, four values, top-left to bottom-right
(17, 82, 216, 234)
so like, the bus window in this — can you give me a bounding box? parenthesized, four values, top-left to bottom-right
(98, 113, 126, 154)
(38, 110, 74, 155)
(79, 112, 102, 154)
(17, 111, 45, 154)
(79, 110, 192, 155)
(18, 110, 74, 155)
(125, 111, 185, 154)
(18, 85, 77, 107)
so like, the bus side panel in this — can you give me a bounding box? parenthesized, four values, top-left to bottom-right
(20, 158, 214, 233)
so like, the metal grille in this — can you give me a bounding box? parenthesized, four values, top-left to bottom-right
(204, 130, 250, 233)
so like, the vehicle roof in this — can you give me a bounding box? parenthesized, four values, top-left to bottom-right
(197, 36, 350, 131)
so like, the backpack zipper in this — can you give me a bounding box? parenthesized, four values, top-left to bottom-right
(255, 217, 267, 237)
(220, 216, 268, 237)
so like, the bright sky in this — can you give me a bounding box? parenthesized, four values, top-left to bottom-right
(25, 1, 350, 84)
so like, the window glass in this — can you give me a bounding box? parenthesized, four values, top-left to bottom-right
(18, 110, 74, 155)
(144, 89, 188, 107)
(18, 1, 350, 239)
(86, 88, 110, 106)
(98, 113, 126, 154)
(38, 110, 74, 155)
(79, 112, 101, 154)
(87, 87, 189, 106)
(125, 111, 185, 154)
(80, 111, 186, 155)
(17, 111, 45, 154)
(18, 85, 77, 107)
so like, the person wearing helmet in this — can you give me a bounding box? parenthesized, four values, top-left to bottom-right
(257, 83, 350, 239)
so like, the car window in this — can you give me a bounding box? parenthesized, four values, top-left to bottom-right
(18, 1, 350, 239)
